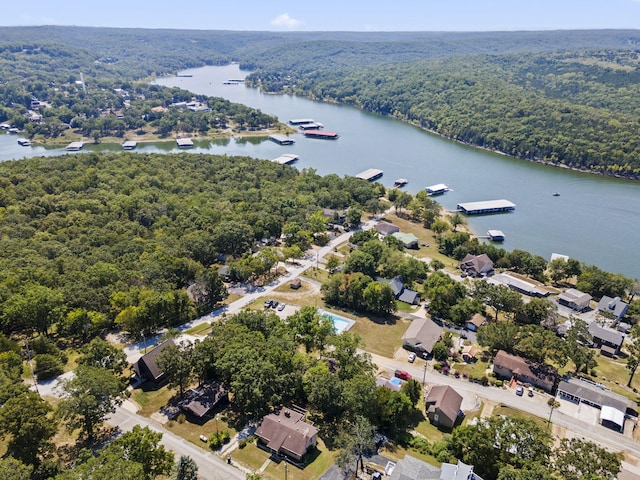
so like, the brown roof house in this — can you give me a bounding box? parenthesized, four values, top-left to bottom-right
(492, 350, 557, 392)
(132, 339, 175, 385)
(255, 408, 319, 462)
(459, 254, 494, 278)
(464, 313, 487, 332)
(402, 317, 443, 357)
(180, 382, 228, 419)
(424, 385, 464, 429)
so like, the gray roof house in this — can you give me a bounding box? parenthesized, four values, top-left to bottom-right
(375, 222, 400, 236)
(597, 296, 629, 322)
(402, 317, 443, 356)
(377, 276, 421, 305)
(389, 455, 484, 480)
(588, 323, 624, 356)
(558, 288, 592, 311)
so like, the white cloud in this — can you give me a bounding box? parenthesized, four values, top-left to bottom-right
(271, 13, 302, 29)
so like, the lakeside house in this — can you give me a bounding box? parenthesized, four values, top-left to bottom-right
(391, 232, 419, 249)
(557, 288, 592, 311)
(459, 253, 494, 278)
(597, 296, 629, 323)
(588, 323, 624, 357)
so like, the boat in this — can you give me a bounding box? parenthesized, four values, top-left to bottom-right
(393, 178, 409, 188)
(17, 139, 31, 146)
(553, 192, 560, 197)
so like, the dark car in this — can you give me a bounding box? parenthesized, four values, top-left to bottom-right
(270, 300, 279, 309)
(394, 370, 412, 380)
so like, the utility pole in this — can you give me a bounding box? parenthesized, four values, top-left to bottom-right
(422, 361, 428, 386)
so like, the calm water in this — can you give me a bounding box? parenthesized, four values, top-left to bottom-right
(1, 64, 639, 278)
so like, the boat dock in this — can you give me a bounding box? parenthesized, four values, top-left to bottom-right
(17, 138, 31, 146)
(289, 118, 315, 125)
(394, 178, 409, 187)
(269, 134, 295, 145)
(272, 154, 299, 165)
(425, 183, 449, 195)
(122, 141, 137, 150)
(298, 123, 324, 130)
(66, 141, 84, 151)
(486, 230, 505, 241)
(355, 168, 384, 181)
(457, 199, 516, 215)
(304, 130, 339, 140)
(176, 138, 194, 148)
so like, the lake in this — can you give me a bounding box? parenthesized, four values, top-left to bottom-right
(1, 63, 638, 278)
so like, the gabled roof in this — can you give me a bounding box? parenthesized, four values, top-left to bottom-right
(459, 253, 493, 275)
(440, 460, 480, 480)
(558, 288, 591, 306)
(180, 382, 228, 417)
(255, 408, 318, 459)
(391, 231, 419, 247)
(375, 222, 400, 235)
(377, 276, 405, 297)
(390, 455, 441, 480)
(402, 317, 443, 353)
(398, 289, 420, 305)
(558, 377, 630, 413)
(425, 385, 463, 423)
(493, 350, 557, 387)
(133, 339, 175, 382)
(597, 296, 629, 319)
(466, 313, 487, 329)
(588, 323, 624, 347)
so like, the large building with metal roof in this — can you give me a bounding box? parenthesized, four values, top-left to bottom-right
(456, 199, 515, 215)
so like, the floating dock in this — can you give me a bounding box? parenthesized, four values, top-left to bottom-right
(269, 134, 295, 145)
(122, 141, 137, 150)
(457, 199, 516, 215)
(176, 138, 194, 148)
(289, 118, 315, 125)
(17, 138, 31, 146)
(304, 130, 339, 140)
(272, 154, 299, 165)
(487, 230, 505, 242)
(394, 178, 409, 187)
(298, 123, 324, 130)
(355, 169, 384, 181)
(425, 183, 449, 195)
(66, 141, 84, 151)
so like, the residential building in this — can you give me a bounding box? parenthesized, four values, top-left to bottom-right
(377, 276, 421, 305)
(391, 231, 420, 249)
(255, 408, 318, 462)
(389, 455, 484, 480)
(132, 339, 175, 384)
(492, 350, 557, 392)
(402, 317, 443, 357)
(588, 323, 624, 356)
(490, 273, 550, 297)
(558, 288, 592, 311)
(465, 313, 487, 332)
(459, 254, 494, 277)
(597, 296, 629, 322)
(375, 221, 400, 236)
(179, 382, 228, 418)
(424, 385, 463, 429)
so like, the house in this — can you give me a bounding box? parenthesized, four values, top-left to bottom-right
(459, 254, 494, 277)
(375, 222, 400, 236)
(440, 460, 484, 480)
(132, 339, 175, 384)
(180, 382, 228, 418)
(492, 350, 557, 392)
(597, 296, 629, 322)
(424, 385, 463, 429)
(391, 232, 419, 249)
(218, 265, 231, 281)
(557, 377, 633, 433)
(588, 323, 624, 356)
(389, 455, 484, 480)
(254, 408, 318, 462)
(321, 208, 346, 225)
(377, 276, 421, 305)
(558, 288, 592, 311)
(491, 273, 550, 297)
(465, 313, 487, 332)
(461, 345, 477, 363)
(402, 317, 443, 357)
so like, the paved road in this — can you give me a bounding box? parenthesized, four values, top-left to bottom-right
(369, 352, 640, 457)
(107, 403, 244, 480)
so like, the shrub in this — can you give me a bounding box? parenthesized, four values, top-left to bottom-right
(176, 413, 186, 424)
(34, 353, 64, 381)
(495, 380, 503, 387)
(407, 435, 430, 455)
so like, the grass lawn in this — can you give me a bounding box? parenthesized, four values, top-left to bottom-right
(380, 442, 440, 468)
(585, 353, 640, 401)
(166, 414, 236, 449)
(223, 293, 242, 305)
(231, 442, 269, 474)
(350, 315, 411, 357)
(492, 404, 548, 430)
(450, 360, 490, 379)
(131, 383, 176, 417)
(261, 438, 336, 480)
(412, 398, 445, 444)
(184, 322, 212, 336)
(395, 301, 419, 314)
(301, 267, 330, 284)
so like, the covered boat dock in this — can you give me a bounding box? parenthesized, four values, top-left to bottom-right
(457, 199, 515, 215)
(272, 153, 299, 165)
(269, 134, 295, 145)
(355, 169, 384, 181)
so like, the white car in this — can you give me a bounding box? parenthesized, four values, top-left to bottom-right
(408, 352, 416, 363)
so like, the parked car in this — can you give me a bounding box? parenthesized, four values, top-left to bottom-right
(407, 352, 416, 363)
(277, 303, 286, 311)
(515, 385, 524, 396)
(264, 300, 273, 308)
(394, 370, 412, 380)
(270, 300, 279, 308)
(528, 387, 534, 397)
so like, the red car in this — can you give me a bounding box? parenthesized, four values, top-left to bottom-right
(394, 370, 412, 380)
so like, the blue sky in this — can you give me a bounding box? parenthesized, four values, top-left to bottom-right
(3, 0, 640, 31)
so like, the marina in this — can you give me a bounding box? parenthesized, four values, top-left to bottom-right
(304, 130, 339, 140)
(355, 168, 384, 181)
(122, 140, 137, 150)
(268, 134, 295, 145)
(65, 141, 84, 151)
(298, 123, 324, 130)
(272, 153, 299, 165)
(457, 199, 516, 215)
(425, 183, 450, 195)
(176, 138, 194, 148)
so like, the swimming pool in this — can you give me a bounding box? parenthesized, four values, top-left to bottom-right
(320, 310, 355, 334)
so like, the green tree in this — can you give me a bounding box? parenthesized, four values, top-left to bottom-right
(0, 457, 32, 480)
(401, 378, 422, 407)
(432, 341, 449, 361)
(345, 207, 363, 228)
(565, 318, 596, 374)
(172, 455, 199, 480)
(288, 306, 335, 353)
(34, 353, 64, 381)
(2, 284, 64, 335)
(157, 341, 195, 397)
(0, 391, 57, 466)
(78, 337, 127, 375)
(336, 417, 376, 476)
(58, 365, 124, 441)
(553, 438, 621, 480)
(362, 281, 397, 316)
(325, 254, 342, 274)
(110, 425, 175, 480)
(626, 324, 640, 387)
(477, 322, 520, 355)
(55, 445, 145, 480)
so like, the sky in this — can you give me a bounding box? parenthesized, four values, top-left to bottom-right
(2, 0, 640, 32)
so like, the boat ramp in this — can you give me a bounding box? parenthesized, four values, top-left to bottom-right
(457, 199, 516, 215)
(269, 134, 295, 145)
(355, 169, 384, 181)
(272, 154, 299, 165)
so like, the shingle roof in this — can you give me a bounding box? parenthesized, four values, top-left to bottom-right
(588, 323, 624, 347)
(402, 317, 443, 353)
(493, 350, 557, 387)
(389, 455, 441, 480)
(597, 296, 629, 319)
(255, 409, 318, 459)
(134, 339, 175, 382)
(425, 385, 463, 424)
(558, 377, 630, 413)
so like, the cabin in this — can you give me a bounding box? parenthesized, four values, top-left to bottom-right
(255, 408, 318, 462)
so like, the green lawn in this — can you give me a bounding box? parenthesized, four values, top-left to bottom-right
(130, 384, 176, 417)
(184, 322, 212, 335)
(166, 415, 236, 449)
(350, 315, 411, 357)
(450, 360, 490, 379)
